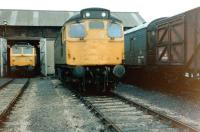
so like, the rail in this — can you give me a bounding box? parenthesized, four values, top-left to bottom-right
(113, 92, 199, 132)
(70, 87, 199, 132)
(0, 79, 30, 125)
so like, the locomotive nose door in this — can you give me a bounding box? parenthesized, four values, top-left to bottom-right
(40, 38, 47, 76)
(0, 38, 7, 77)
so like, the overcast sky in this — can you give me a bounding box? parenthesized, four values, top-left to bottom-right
(0, 0, 199, 22)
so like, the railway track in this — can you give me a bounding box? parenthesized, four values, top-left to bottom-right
(71, 90, 199, 132)
(0, 79, 14, 90)
(0, 78, 29, 126)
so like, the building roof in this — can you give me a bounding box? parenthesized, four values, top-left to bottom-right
(0, 9, 145, 27)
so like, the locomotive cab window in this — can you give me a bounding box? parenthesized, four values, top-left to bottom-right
(69, 23, 86, 38)
(89, 21, 104, 29)
(108, 23, 122, 38)
(12, 47, 22, 54)
(23, 47, 33, 54)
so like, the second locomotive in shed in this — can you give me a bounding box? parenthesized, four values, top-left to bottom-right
(10, 44, 36, 71)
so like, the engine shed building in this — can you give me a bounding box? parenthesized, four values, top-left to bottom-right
(0, 9, 145, 76)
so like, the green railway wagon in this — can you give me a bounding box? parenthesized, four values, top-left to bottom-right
(124, 18, 167, 66)
(124, 23, 149, 65)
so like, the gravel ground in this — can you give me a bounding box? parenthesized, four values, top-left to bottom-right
(51, 79, 103, 131)
(1, 77, 103, 132)
(115, 83, 200, 130)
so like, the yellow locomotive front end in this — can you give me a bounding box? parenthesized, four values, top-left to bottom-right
(10, 45, 36, 71)
(55, 8, 125, 92)
(65, 20, 124, 66)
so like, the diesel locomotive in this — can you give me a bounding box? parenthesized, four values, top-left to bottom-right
(55, 8, 125, 92)
(10, 44, 36, 71)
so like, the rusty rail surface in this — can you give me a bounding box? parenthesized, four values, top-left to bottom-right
(0, 79, 30, 125)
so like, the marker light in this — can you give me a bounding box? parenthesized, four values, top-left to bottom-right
(86, 12, 90, 17)
(102, 12, 106, 17)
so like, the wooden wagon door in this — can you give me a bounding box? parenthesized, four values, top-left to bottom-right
(156, 24, 170, 64)
(156, 15, 185, 65)
(169, 16, 185, 64)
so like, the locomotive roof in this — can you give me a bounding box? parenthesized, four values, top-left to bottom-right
(81, 8, 110, 14)
(65, 8, 122, 24)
